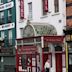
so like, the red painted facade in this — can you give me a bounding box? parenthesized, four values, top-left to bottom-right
(16, 36, 65, 72)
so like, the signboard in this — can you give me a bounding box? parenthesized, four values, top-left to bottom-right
(0, 48, 14, 56)
(44, 36, 64, 43)
(18, 46, 37, 54)
(20, 0, 24, 19)
(0, 22, 15, 30)
(0, 1, 14, 11)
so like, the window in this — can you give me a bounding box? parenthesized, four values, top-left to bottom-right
(54, 0, 59, 13)
(69, 55, 72, 65)
(42, 0, 48, 15)
(20, 28, 23, 38)
(28, 2, 32, 20)
(55, 45, 62, 51)
(21, 54, 27, 69)
(0, 0, 3, 5)
(8, 9, 12, 23)
(1, 31, 4, 39)
(7, 0, 11, 2)
(8, 30, 12, 45)
(0, 11, 4, 24)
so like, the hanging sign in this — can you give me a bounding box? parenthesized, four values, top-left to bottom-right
(20, 0, 24, 19)
(0, 1, 14, 11)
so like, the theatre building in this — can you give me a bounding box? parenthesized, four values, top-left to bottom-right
(16, 23, 66, 72)
(16, 0, 66, 72)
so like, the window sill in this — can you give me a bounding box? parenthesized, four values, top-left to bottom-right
(52, 12, 60, 16)
(40, 15, 48, 19)
(40, 11, 52, 19)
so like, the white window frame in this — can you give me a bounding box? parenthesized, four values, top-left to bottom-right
(20, 28, 24, 38)
(28, 2, 32, 20)
(8, 9, 12, 16)
(1, 31, 4, 39)
(0, 11, 4, 18)
(8, 29, 12, 45)
(0, 0, 3, 5)
(54, 0, 59, 13)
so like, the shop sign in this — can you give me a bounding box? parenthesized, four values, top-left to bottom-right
(0, 1, 14, 11)
(0, 22, 15, 30)
(20, 0, 24, 19)
(0, 48, 13, 56)
(18, 46, 37, 54)
(44, 36, 64, 43)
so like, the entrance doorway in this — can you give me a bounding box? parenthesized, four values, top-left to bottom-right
(16, 45, 40, 72)
(55, 53, 62, 72)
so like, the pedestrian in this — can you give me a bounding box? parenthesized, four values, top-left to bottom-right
(44, 59, 50, 72)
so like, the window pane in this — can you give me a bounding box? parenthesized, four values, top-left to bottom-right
(54, 0, 59, 12)
(8, 9, 12, 23)
(0, 12, 4, 18)
(1, 31, 4, 39)
(69, 55, 72, 65)
(55, 45, 62, 51)
(0, 0, 3, 4)
(0, 12, 4, 24)
(8, 9, 12, 16)
(28, 2, 32, 20)
(20, 28, 23, 38)
(8, 30, 12, 45)
(42, 0, 48, 15)
(21, 54, 27, 69)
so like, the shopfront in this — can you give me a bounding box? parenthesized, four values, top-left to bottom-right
(16, 24, 66, 72)
(16, 36, 65, 72)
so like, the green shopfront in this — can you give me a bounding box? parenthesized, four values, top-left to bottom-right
(0, 0, 16, 72)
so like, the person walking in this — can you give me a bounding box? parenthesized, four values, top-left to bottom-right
(44, 59, 50, 72)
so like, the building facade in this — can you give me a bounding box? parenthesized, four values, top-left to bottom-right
(0, 0, 16, 72)
(16, 0, 66, 72)
(63, 0, 72, 72)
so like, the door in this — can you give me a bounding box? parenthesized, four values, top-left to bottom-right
(42, 53, 49, 72)
(27, 55, 32, 72)
(55, 53, 62, 72)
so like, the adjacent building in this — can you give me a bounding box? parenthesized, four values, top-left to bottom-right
(63, 0, 72, 72)
(16, 0, 66, 72)
(0, 0, 16, 72)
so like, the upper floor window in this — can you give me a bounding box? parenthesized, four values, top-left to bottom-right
(42, 0, 48, 15)
(8, 8, 12, 23)
(7, 0, 11, 2)
(1, 31, 4, 39)
(8, 29, 12, 46)
(28, 2, 32, 20)
(8, 8, 12, 16)
(0, 11, 4, 24)
(20, 28, 23, 38)
(54, 0, 59, 13)
(0, 0, 3, 5)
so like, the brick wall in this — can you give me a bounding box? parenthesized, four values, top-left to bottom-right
(66, 0, 72, 27)
(66, 6, 72, 16)
(66, 0, 72, 3)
